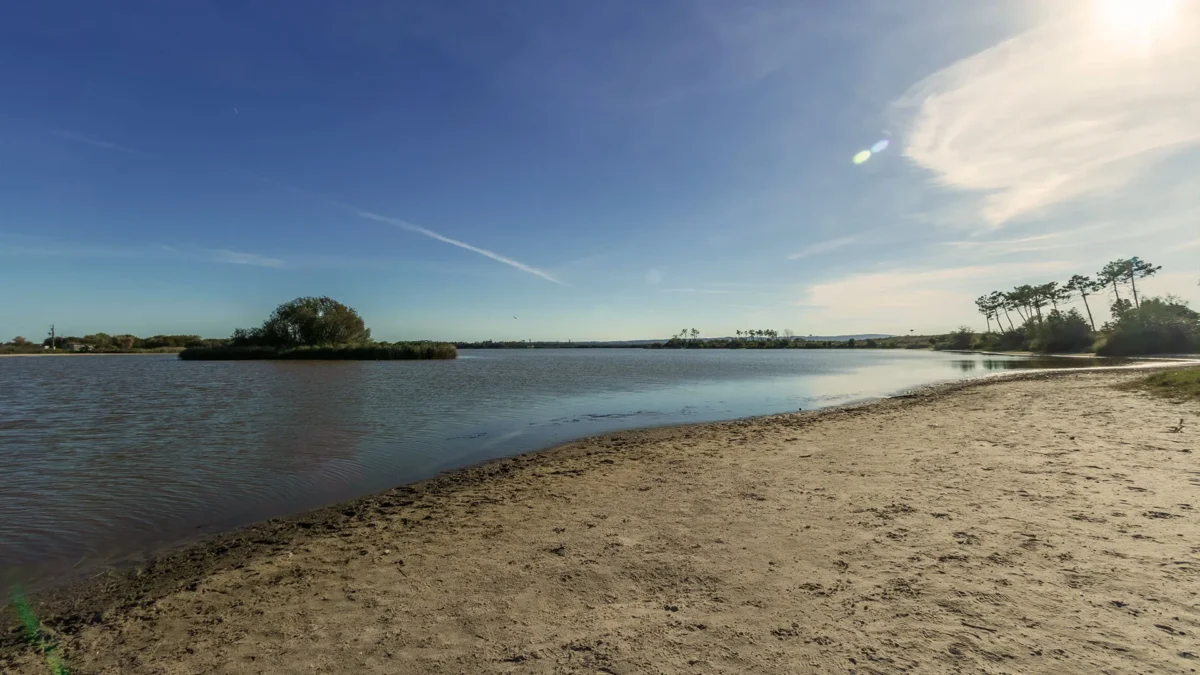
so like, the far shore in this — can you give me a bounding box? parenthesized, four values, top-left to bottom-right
(0, 351, 181, 357)
(0, 353, 182, 357)
(3, 365, 1198, 673)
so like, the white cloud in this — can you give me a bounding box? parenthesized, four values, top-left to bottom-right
(787, 236, 856, 260)
(896, 3, 1200, 227)
(205, 249, 285, 268)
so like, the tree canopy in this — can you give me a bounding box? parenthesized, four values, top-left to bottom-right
(232, 297, 371, 348)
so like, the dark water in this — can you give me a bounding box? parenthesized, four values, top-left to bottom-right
(0, 349, 1109, 586)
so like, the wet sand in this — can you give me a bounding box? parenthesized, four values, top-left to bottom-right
(3, 369, 1198, 674)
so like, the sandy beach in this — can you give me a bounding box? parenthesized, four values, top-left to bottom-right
(3, 369, 1198, 674)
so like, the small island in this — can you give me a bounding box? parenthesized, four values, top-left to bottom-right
(178, 297, 456, 361)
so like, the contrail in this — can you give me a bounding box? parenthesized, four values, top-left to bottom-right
(355, 210, 563, 285)
(238, 174, 562, 285)
(48, 138, 558, 284)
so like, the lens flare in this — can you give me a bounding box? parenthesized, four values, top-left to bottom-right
(852, 150, 871, 164)
(871, 139, 890, 153)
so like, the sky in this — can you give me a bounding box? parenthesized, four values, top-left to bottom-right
(2, 0, 1198, 341)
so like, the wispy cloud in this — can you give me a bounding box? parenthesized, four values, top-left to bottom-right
(52, 130, 154, 158)
(203, 248, 285, 268)
(355, 211, 562, 285)
(895, 3, 1200, 227)
(0, 235, 286, 269)
(799, 262, 1074, 333)
(663, 288, 732, 295)
(945, 233, 1061, 251)
(387, 3, 810, 110)
(787, 237, 856, 260)
(0, 235, 137, 259)
(726, 303, 782, 310)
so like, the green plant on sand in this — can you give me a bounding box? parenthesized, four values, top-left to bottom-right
(8, 585, 69, 675)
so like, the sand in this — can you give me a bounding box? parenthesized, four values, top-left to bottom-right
(2, 369, 1198, 674)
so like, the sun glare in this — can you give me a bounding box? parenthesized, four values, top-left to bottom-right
(1094, 0, 1181, 48)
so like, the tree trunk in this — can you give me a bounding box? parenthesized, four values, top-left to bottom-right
(1111, 280, 1122, 303)
(1080, 292, 1096, 331)
(1002, 307, 1015, 331)
(1128, 269, 1140, 307)
(1015, 306, 1027, 323)
(984, 314, 992, 333)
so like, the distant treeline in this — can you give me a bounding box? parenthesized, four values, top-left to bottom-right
(1, 333, 220, 354)
(966, 257, 1199, 356)
(456, 334, 945, 350)
(455, 340, 648, 349)
(650, 332, 929, 350)
(179, 296, 455, 361)
(6, 297, 457, 361)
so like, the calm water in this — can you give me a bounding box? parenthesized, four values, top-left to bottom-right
(0, 349, 1103, 586)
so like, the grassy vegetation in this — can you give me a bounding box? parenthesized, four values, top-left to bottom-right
(0, 346, 186, 355)
(1119, 367, 1200, 402)
(178, 343, 456, 360)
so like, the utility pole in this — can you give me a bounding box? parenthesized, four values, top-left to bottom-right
(49, 324, 56, 350)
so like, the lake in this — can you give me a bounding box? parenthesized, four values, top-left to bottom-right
(0, 349, 1105, 587)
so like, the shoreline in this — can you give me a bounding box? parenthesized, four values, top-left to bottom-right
(4, 365, 1198, 673)
(10, 362, 1190, 592)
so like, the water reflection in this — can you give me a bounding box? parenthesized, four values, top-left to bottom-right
(263, 362, 365, 471)
(951, 357, 1130, 372)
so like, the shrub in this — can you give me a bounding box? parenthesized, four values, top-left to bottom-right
(974, 327, 1028, 352)
(1028, 309, 1094, 353)
(1097, 297, 1200, 356)
(934, 326, 975, 351)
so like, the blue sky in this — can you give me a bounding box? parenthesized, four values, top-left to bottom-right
(2, 0, 1197, 341)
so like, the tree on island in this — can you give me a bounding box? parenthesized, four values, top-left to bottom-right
(232, 297, 371, 347)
